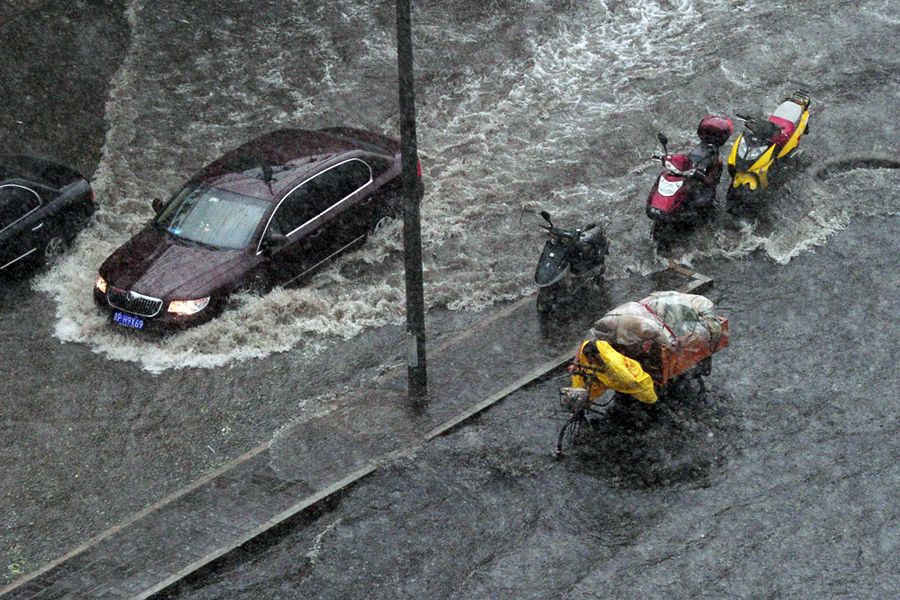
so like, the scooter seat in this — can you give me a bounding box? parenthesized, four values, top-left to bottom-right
(772, 100, 803, 125)
(767, 115, 796, 145)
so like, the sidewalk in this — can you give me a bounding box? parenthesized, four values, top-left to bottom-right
(1, 267, 707, 599)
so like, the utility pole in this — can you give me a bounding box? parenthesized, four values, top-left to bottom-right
(396, 0, 427, 402)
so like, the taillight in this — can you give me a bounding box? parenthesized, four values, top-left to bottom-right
(416, 159, 422, 178)
(88, 188, 95, 202)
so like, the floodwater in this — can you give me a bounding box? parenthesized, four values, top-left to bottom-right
(0, 0, 897, 593)
(26, 0, 899, 372)
(164, 217, 899, 599)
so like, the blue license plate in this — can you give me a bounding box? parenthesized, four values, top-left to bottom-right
(113, 311, 145, 330)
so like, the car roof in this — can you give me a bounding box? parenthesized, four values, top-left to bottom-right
(0, 155, 84, 190)
(192, 129, 378, 202)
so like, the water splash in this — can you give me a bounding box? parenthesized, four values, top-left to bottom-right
(33, 0, 895, 372)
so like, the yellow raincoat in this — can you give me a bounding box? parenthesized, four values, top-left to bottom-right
(571, 340, 658, 404)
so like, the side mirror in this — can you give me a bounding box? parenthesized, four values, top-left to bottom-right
(539, 210, 553, 226)
(657, 132, 668, 149)
(261, 230, 288, 256)
(152, 197, 165, 214)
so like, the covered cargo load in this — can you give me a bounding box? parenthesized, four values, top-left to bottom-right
(590, 290, 729, 385)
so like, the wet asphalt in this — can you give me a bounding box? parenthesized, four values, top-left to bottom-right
(1, 0, 898, 596)
(161, 215, 898, 600)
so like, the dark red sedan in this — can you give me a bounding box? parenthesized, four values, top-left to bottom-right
(94, 128, 420, 331)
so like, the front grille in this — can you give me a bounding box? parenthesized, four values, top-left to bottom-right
(108, 286, 163, 317)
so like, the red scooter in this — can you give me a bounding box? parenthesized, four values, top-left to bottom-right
(645, 115, 733, 250)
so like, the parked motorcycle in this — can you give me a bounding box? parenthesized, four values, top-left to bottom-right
(726, 90, 811, 213)
(646, 115, 733, 249)
(532, 210, 609, 315)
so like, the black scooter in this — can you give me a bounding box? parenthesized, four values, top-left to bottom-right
(533, 210, 609, 315)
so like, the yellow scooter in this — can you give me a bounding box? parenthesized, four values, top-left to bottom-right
(726, 90, 810, 212)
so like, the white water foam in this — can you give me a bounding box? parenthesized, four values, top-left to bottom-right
(33, 0, 894, 372)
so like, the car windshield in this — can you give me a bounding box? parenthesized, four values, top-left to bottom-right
(155, 183, 269, 250)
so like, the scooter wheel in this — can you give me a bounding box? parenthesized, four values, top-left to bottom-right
(725, 187, 747, 216)
(536, 287, 558, 315)
(651, 222, 672, 253)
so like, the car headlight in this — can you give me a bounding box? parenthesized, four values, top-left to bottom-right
(167, 297, 211, 315)
(95, 275, 108, 294)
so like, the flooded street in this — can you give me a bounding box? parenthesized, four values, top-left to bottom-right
(0, 0, 897, 594)
(17, 0, 900, 372)
(164, 216, 899, 599)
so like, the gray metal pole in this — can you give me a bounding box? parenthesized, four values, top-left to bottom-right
(396, 0, 427, 401)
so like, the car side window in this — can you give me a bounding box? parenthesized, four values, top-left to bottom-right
(331, 159, 372, 198)
(0, 185, 41, 231)
(271, 176, 334, 236)
(271, 160, 372, 236)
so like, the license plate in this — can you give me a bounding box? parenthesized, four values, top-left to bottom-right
(113, 311, 145, 330)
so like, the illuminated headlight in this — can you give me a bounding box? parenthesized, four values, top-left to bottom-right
(167, 297, 211, 315)
(95, 275, 108, 294)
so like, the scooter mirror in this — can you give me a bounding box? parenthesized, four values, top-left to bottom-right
(657, 133, 668, 148)
(540, 210, 553, 225)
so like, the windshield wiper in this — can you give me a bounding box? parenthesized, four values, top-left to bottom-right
(179, 237, 222, 251)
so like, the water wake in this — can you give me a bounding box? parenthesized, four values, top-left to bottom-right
(33, 0, 894, 372)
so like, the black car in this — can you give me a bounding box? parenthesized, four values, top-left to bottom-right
(0, 156, 94, 274)
(94, 127, 422, 331)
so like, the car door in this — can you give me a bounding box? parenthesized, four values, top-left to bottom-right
(264, 159, 373, 285)
(0, 184, 43, 271)
(333, 158, 376, 235)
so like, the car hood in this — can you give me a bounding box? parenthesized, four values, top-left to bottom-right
(100, 226, 248, 299)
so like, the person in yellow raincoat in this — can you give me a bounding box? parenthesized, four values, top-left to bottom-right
(571, 339, 658, 404)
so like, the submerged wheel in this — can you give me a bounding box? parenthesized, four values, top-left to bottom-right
(43, 235, 67, 263)
(243, 268, 273, 296)
(369, 194, 402, 234)
(536, 286, 559, 315)
(556, 410, 588, 455)
(371, 214, 395, 234)
(651, 222, 672, 253)
(725, 187, 748, 215)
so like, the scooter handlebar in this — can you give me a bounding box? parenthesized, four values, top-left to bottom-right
(540, 223, 584, 241)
